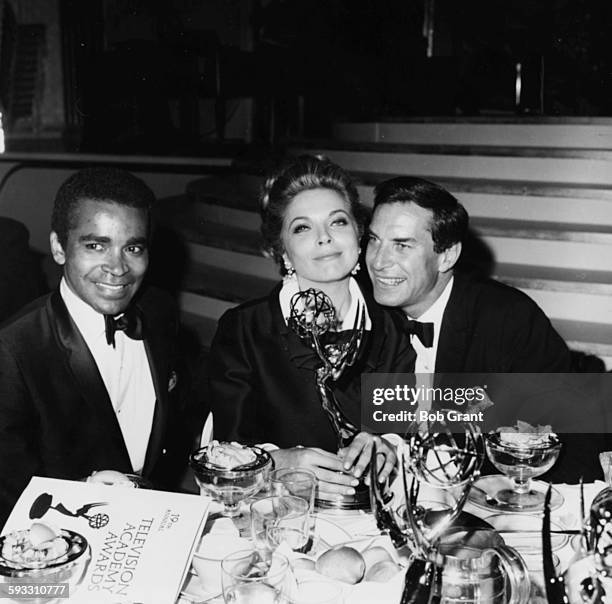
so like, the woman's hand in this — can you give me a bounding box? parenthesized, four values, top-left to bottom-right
(338, 433, 397, 484)
(270, 447, 360, 497)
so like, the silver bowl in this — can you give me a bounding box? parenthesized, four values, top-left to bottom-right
(0, 529, 90, 602)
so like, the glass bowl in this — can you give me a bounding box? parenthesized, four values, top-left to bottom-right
(484, 432, 562, 509)
(189, 443, 272, 517)
(0, 528, 90, 601)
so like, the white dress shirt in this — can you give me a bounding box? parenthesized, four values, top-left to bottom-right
(60, 278, 155, 473)
(408, 276, 454, 375)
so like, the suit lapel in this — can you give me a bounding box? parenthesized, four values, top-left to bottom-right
(435, 275, 470, 374)
(49, 292, 132, 470)
(140, 310, 168, 477)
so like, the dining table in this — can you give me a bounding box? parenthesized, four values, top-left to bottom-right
(176, 477, 609, 604)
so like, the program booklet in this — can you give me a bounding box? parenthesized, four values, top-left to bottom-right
(2, 477, 210, 603)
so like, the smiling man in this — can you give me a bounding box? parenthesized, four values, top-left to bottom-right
(365, 176, 572, 374)
(0, 167, 185, 524)
(364, 177, 612, 484)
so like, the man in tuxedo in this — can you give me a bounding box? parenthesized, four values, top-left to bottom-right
(0, 167, 186, 524)
(365, 176, 572, 374)
(365, 177, 609, 482)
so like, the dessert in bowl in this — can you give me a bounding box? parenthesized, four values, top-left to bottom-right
(0, 522, 90, 600)
(485, 421, 562, 509)
(189, 441, 273, 516)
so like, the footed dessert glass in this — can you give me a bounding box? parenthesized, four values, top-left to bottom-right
(190, 442, 272, 517)
(485, 431, 562, 509)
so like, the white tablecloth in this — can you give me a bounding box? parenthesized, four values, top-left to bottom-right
(179, 480, 608, 603)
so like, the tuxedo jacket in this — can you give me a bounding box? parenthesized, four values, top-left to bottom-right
(435, 272, 572, 373)
(209, 283, 416, 451)
(432, 272, 610, 483)
(0, 286, 185, 524)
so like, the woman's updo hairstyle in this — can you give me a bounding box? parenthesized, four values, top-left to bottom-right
(260, 154, 367, 275)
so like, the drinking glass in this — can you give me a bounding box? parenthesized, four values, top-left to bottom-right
(251, 495, 310, 554)
(270, 468, 317, 510)
(270, 468, 317, 551)
(221, 549, 289, 603)
(395, 499, 452, 534)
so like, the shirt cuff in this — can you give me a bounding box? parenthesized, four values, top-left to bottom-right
(381, 433, 403, 448)
(256, 443, 279, 452)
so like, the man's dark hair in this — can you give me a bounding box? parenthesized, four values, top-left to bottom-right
(373, 177, 469, 253)
(51, 167, 155, 247)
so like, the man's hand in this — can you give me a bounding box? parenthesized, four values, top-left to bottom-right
(270, 447, 360, 497)
(338, 433, 397, 484)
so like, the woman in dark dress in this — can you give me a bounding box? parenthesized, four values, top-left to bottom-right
(209, 156, 415, 498)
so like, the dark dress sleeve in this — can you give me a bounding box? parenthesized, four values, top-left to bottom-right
(208, 307, 262, 444)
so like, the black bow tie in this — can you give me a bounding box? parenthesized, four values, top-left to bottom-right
(104, 308, 144, 348)
(405, 319, 434, 348)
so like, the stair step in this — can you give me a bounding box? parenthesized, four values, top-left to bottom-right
(354, 171, 612, 201)
(179, 291, 234, 323)
(495, 264, 612, 295)
(482, 236, 611, 271)
(291, 138, 612, 161)
(194, 203, 260, 231)
(186, 173, 264, 212)
(187, 242, 278, 280)
(453, 191, 612, 228)
(332, 120, 612, 149)
(174, 214, 263, 256)
(553, 318, 612, 358)
(520, 287, 612, 325)
(353, 185, 612, 227)
(471, 217, 612, 244)
(290, 145, 612, 187)
(183, 263, 275, 303)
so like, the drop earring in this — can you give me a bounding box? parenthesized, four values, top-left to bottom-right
(283, 258, 296, 280)
(351, 262, 360, 276)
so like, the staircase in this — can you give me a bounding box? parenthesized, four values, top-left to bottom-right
(170, 119, 612, 369)
(155, 171, 274, 354)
